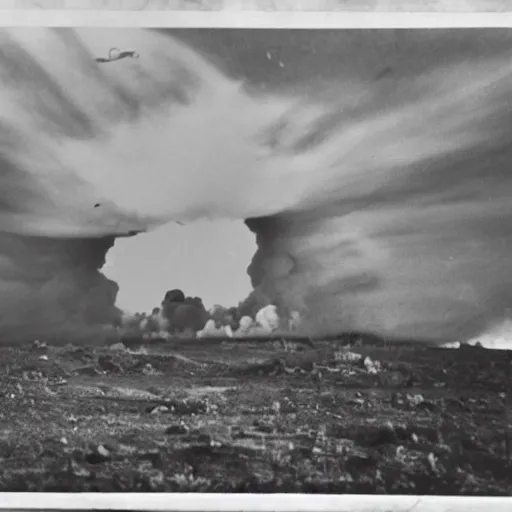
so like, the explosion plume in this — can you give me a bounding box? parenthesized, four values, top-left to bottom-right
(0, 27, 512, 344)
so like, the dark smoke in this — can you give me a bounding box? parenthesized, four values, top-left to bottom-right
(246, 178, 512, 342)
(0, 233, 120, 345)
(161, 289, 209, 334)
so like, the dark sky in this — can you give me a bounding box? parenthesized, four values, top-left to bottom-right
(168, 28, 512, 89)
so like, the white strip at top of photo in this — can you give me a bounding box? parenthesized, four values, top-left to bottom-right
(0, 493, 511, 511)
(0, 9, 511, 27)
(2, 0, 512, 12)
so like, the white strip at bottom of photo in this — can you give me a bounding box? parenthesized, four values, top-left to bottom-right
(0, 494, 511, 511)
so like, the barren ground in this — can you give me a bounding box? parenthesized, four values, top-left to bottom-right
(1, 336, 511, 494)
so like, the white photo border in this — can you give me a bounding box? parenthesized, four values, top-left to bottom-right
(0, 2, 510, 511)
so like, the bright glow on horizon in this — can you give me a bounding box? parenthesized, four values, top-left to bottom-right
(104, 219, 255, 315)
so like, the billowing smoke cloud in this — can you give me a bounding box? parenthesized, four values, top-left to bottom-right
(0, 233, 120, 344)
(243, 53, 512, 342)
(0, 27, 512, 344)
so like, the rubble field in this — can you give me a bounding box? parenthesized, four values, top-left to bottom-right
(0, 336, 511, 494)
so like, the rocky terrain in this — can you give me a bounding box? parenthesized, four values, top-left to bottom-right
(0, 336, 511, 494)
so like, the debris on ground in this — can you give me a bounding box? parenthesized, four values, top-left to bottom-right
(0, 339, 511, 493)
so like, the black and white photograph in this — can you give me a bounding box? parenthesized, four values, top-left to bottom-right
(0, 22, 512, 497)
